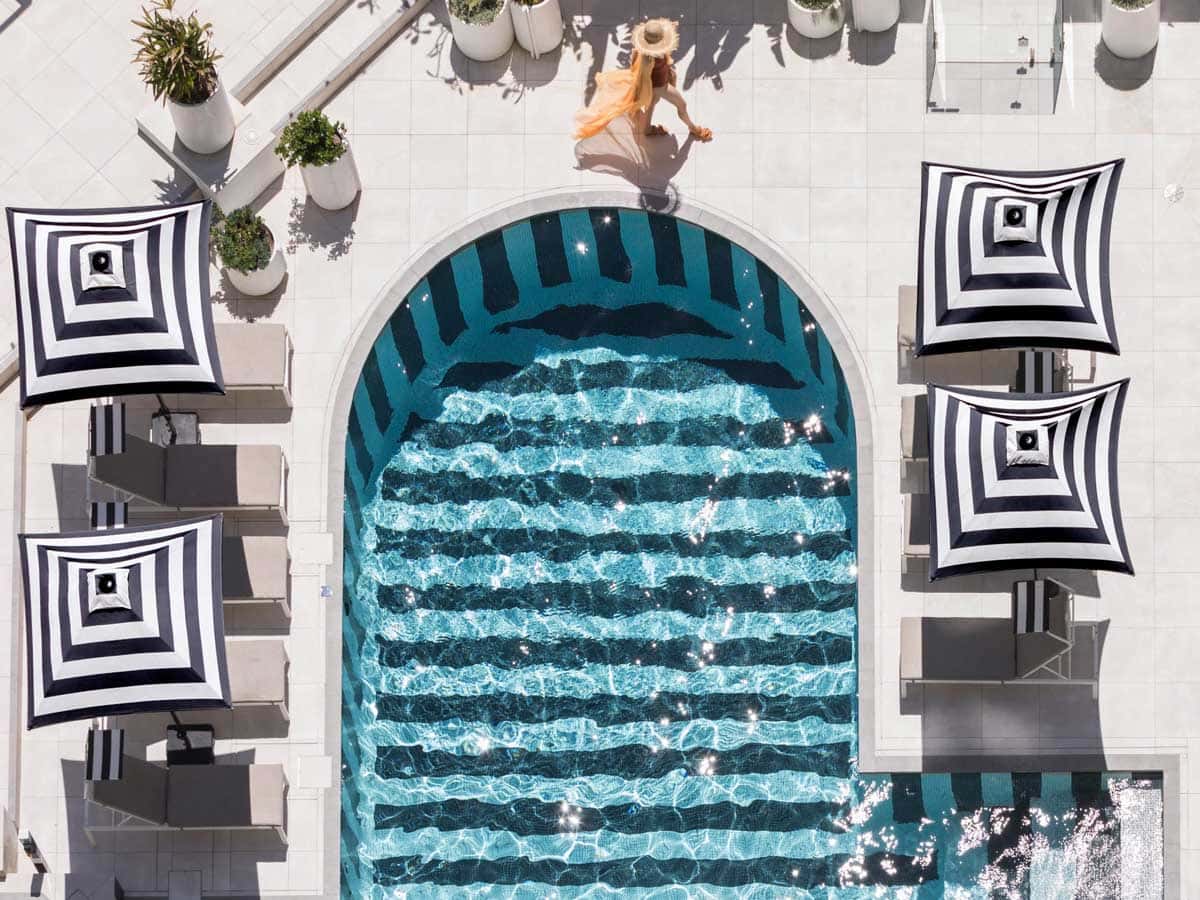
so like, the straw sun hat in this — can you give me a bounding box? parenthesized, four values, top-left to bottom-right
(632, 18, 680, 58)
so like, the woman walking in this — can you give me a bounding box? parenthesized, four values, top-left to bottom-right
(575, 19, 713, 143)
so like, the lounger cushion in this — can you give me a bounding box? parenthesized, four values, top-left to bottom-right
(91, 756, 168, 825)
(227, 640, 288, 705)
(215, 324, 289, 390)
(902, 493, 931, 555)
(166, 763, 287, 829)
(900, 394, 929, 460)
(164, 445, 283, 509)
(900, 617, 1016, 682)
(222, 536, 289, 601)
(90, 436, 167, 505)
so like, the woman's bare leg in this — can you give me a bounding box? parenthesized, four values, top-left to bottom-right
(657, 85, 712, 140)
(641, 91, 667, 136)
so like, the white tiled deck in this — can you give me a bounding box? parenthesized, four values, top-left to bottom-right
(2, 0, 1200, 895)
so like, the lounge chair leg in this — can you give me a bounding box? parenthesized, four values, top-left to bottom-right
(84, 826, 96, 848)
(278, 701, 290, 722)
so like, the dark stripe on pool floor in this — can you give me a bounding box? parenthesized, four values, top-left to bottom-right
(493, 303, 733, 340)
(381, 470, 851, 505)
(530, 212, 571, 288)
(433, 356, 807, 393)
(375, 690, 856, 727)
(388, 301, 425, 381)
(377, 632, 854, 670)
(373, 527, 853, 563)
(376, 578, 856, 616)
(588, 208, 632, 282)
(406, 415, 829, 451)
(376, 741, 852, 780)
(373, 797, 845, 835)
(648, 213, 686, 287)
(426, 258, 467, 346)
(373, 850, 936, 888)
(474, 230, 519, 313)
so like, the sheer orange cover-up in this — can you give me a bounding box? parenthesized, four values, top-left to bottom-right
(574, 52, 655, 140)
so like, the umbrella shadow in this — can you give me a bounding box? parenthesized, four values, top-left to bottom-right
(49, 463, 89, 530)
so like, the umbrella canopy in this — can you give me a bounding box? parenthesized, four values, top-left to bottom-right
(926, 380, 1133, 580)
(5, 200, 224, 408)
(20, 515, 229, 729)
(916, 159, 1123, 355)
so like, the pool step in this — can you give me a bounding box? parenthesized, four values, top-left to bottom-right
(137, 0, 430, 210)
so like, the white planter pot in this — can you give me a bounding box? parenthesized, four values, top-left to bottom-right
(1101, 0, 1160, 59)
(510, 0, 563, 57)
(788, 0, 845, 40)
(300, 145, 361, 211)
(226, 232, 287, 296)
(449, 0, 514, 62)
(851, 0, 899, 32)
(167, 79, 235, 155)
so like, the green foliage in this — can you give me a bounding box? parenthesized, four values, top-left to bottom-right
(210, 207, 273, 274)
(1110, 0, 1153, 8)
(275, 110, 349, 168)
(132, 0, 221, 106)
(448, 0, 505, 24)
(512, 0, 545, 5)
(793, 0, 838, 9)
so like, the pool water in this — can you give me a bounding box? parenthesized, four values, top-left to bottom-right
(340, 208, 1163, 898)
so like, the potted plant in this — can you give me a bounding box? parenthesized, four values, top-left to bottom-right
(511, 0, 563, 57)
(275, 110, 361, 211)
(1101, 0, 1160, 59)
(448, 0, 514, 62)
(850, 0, 899, 32)
(787, 0, 845, 40)
(211, 207, 286, 296)
(133, 0, 235, 155)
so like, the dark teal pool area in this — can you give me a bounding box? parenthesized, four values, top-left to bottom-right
(338, 207, 1163, 898)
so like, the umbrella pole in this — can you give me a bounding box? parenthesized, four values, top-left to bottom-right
(155, 394, 178, 445)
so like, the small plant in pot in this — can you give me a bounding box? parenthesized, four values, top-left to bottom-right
(211, 206, 287, 297)
(787, 0, 845, 40)
(1102, 0, 1160, 60)
(510, 0, 563, 58)
(275, 110, 361, 212)
(133, 0, 235, 155)
(448, 0, 515, 63)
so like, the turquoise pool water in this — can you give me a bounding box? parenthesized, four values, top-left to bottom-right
(340, 208, 1163, 897)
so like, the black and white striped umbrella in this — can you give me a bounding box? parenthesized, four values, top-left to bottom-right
(5, 200, 225, 408)
(926, 380, 1133, 580)
(20, 515, 229, 729)
(916, 160, 1123, 355)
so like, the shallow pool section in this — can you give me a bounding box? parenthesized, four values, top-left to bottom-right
(339, 208, 1163, 897)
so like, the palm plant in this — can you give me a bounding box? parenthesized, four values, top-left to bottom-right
(132, 0, 222, 106)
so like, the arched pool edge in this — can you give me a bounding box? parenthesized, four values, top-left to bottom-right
(319, 187, 881, 897)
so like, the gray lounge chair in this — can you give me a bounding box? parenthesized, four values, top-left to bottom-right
(227, 639, 290, 719)
(900, 393, 929, 490)
(899, 579, 1098, 698)
(215, 323, 293, 406)
(223, 535, 290, 615)
(86, 757, 288, 843)
(901, 492, 930, 573)
(89, 436, 288, 523)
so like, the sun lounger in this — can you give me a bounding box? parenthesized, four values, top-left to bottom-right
(900, 579, 1098, 698)
(215, 323, 293, 405)
(901, 492, 930, 572)
(87, 757, 288, 843)
(223, 536, 290, 615)
(89, 436, 288, 522)
(227, 639, 290, 719)
(900, 393, 929, 490)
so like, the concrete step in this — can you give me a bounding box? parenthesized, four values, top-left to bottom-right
(138, 0, 429, 210)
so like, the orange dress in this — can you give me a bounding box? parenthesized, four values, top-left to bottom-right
(573, 52, 659, 140)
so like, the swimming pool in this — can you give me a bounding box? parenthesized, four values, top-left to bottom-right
(339, 207, 1163, 897)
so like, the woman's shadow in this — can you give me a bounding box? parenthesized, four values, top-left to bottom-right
(573, 113, 695, 204)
